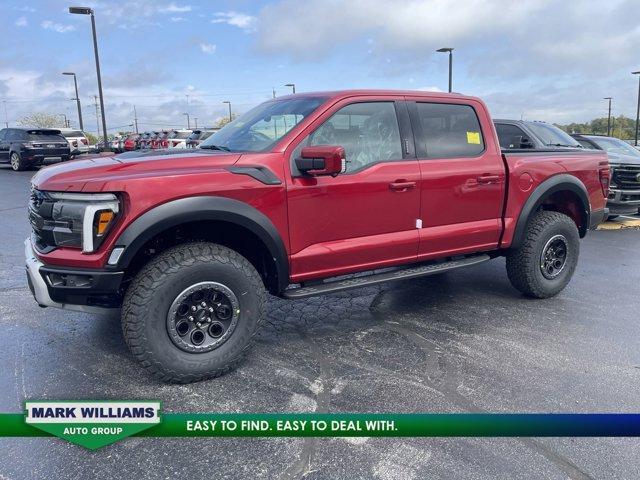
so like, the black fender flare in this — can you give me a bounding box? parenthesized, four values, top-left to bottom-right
(111, 196, 289, 294)
(511, 174, 590, 249)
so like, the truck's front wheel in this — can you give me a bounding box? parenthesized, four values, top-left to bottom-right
(121, 242, 266, 383)
(506, 211, 580, 299)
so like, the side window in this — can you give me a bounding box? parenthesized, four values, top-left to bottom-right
(415, 103, 485, 158)
(7, 130, 20, 141)
(309, 102, 402, 173)
(495, 123, 529, 149)
(0, 129, 6, 141)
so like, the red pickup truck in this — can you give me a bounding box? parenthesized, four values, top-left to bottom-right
(25, 90, 609, 383)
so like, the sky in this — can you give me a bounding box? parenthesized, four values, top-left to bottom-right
(1, 0, 639, 134)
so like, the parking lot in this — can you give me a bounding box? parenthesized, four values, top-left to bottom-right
(0, 164, 639, 479)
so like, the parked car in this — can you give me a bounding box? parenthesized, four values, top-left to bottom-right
(25, 90, 609, 382)
(186, 129, 216, 148)
(59, 128, 90, 156)
(123, 133, 140, 151)
(149, 131, 162, 149)
(494, 119, 583, 150)
(166, 129, 193, 149)
(571, 134, 640, 217)
(0, 127, 70, 171)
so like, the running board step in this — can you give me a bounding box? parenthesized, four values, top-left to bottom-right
(282, 254, 491, 299)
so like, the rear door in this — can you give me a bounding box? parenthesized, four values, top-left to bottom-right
(0, 129, 8, 161)
(407, 98, 505, 260)
(285, 97, 421, 282)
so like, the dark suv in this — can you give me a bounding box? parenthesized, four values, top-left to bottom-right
(0, 127, 70, 171)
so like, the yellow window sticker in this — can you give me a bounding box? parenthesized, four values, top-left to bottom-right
(466, 131, 481, 144)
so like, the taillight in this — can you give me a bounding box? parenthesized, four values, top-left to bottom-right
(172, 141, 180, 147)
(81, 139, 88, 145)
(599, 168, 610, 197)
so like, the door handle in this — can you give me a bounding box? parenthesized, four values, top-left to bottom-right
(476, 174, 501, 184)
(389, 181, 417, 192)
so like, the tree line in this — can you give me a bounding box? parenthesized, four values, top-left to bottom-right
(555, 115, 638, 140)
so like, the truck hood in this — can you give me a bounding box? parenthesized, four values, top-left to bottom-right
(608, 153, 640, 166)
(32, 150, 242, 192)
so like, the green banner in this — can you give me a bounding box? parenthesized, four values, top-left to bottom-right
(2, 409, 640, 450)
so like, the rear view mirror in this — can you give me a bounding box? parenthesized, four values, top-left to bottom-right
(296, 145, 346, 177)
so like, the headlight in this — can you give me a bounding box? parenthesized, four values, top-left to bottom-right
(44, 192, 119, 253)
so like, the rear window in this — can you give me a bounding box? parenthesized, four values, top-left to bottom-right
(61, 130, 85, 138)
(25, 130, 65, 142)
(414, 103, 485, 158)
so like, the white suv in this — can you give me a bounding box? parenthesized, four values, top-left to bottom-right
(59, 128, 90, 156)
(166, 129, 193, 149)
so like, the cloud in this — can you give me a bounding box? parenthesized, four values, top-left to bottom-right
(199, 43, 217, 54)
(170, 16, 185, 22)
(15, 16, 27, 27)
(158, 3, 192, 13)
(212, 11, 257, 31)
(40, 20, 76, 34)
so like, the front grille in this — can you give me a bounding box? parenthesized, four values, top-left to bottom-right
(612, 165, 640, 189)
(28, 188, 55, 252)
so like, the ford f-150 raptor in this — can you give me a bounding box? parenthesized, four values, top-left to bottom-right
(25, 90, 610, 383)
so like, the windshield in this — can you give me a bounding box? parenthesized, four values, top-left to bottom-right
(588, 137, 640, 158)
(526, 122, 582, 148)
(199, 97, 328, 152)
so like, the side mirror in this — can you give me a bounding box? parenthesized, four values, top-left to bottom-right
(296, 145, 346, 177)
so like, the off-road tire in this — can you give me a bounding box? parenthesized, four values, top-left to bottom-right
(506, 211, 579, 299)
(121, 242, 266, 383)
(10, 152, 25, 171)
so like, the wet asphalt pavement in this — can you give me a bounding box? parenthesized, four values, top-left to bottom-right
(0, 165, 639, 479)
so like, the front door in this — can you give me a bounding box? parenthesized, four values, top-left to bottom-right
(285, 99, 421, 283)
(406, 98, 505, 260)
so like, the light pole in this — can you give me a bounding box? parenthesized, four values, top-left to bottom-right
(194, 117, 198, 129)
(182, 112, 190, 129)
(222, 101, 232, 122)
(436, 47, 454, 93)
(62, 72, 84, 131)
(133, 105, 138, 133)
(69, 7, 107, 149)
(285, 83, 296, 94)
(3, 100, 8, 128)
(604, 97, 612, 137)
(633, 71, 640, 146)
(58, 113, 69, 128)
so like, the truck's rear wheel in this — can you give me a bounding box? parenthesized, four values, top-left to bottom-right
(506, 211, 579, 299)
(121, 242, 266, 383)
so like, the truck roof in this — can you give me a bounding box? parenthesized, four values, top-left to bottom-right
(278, 89, 474, 101)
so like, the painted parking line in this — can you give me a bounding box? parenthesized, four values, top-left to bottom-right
(598, 218, 640, 230)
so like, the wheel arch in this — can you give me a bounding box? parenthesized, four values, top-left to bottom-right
(112, 196, 289, 294)
(511, 174, 590, 250)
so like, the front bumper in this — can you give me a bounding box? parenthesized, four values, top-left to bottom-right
(607, 188, 640, 215)
(24, 239, 123, 313)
